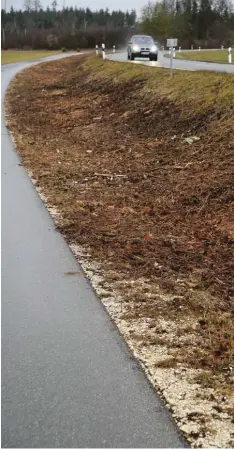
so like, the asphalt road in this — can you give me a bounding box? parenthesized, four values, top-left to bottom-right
(1, 56, 187, 447)
(108, 50, 234, 73)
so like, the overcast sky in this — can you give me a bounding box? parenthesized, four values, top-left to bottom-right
(6, 0, 145, 16)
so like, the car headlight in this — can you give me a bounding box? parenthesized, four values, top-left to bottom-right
(132, 45, 139, 52)
(151, 45, 157, 52)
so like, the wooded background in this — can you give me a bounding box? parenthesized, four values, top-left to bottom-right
(1, 0, 234, 49)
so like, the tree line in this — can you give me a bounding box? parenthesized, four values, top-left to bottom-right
(2, 0, 234, 50)
(1, 5, 137, 49)
(141, 0, 234, 48)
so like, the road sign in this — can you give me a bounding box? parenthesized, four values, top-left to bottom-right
(167, 38, 178, 48)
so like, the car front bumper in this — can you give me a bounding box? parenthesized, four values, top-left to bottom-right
(132, 51, 158, 58)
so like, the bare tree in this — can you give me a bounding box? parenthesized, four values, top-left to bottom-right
(51, 0, 57, 11)
(32, 0, 42, 11)
(23, 0, 32, 11)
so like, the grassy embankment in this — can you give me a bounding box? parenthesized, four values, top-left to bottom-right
(1, 50, 60, 65)
(175, 50, 233, 64)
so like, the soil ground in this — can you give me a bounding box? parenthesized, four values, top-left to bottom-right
(5, 55, 234, 447)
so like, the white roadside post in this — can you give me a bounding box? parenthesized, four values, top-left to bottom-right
(102, 43, 105, 60)
(228, 47, 232, 64)
(113, 45, 115, 53)
(173, 47, 176, 58)
(162, 45, 164, 51)
(167, 38, 178, 78)
(221, 45, 224, 50)
(95, 44, 98, 56)
(199, 46, 201, 51)
(179, 46, 181, 53)
(170, 46, 173, 74)
(191, 44, 193, 50)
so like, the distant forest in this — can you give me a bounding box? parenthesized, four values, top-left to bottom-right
(1, 0, 234, 50)
(1, 4, 137, 49)
(141, 0, 234, 48)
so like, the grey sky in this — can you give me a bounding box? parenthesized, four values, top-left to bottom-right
(5, 0, 144, 17)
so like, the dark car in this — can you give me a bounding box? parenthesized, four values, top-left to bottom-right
(127, 35, 158, 61)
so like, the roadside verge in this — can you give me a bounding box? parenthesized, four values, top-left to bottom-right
(5, 55, 234, 448)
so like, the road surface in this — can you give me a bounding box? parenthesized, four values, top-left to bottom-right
(1, 56, 187, 447)
(108, 50, 234, 73)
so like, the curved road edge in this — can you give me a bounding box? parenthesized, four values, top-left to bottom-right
(107, 50, 234, 73)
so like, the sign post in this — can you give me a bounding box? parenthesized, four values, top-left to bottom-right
(228, 47, 232, 64)
(101, 43, 105, 60)
(167, 38, 178, 78)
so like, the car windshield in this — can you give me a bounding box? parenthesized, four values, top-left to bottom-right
(133, 37, 154, 45)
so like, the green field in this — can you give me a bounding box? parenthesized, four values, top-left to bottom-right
(1, 50, 60, 65)
(175, 50, 233, 64)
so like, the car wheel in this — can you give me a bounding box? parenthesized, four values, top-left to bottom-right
(130, 53, 135, 61)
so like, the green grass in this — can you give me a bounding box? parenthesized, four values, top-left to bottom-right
(83, 57, 234, 115)
(175, 50, 233, 64)
(1, 50, 60, 65)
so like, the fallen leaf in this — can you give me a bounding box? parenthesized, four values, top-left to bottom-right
(144, 233, 153, 241)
